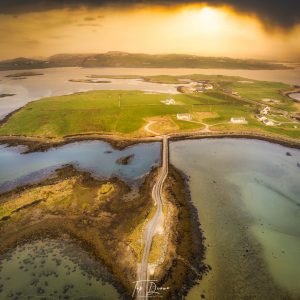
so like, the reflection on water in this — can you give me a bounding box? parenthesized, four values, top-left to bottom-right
(170, 138, 300, 299)
(0, 239, 120, 300)
(0, 141, 161, 192)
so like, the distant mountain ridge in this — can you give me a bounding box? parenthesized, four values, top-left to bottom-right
(0, 52, 291, 70)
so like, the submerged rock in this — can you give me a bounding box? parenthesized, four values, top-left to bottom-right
(116, 154, 135, 165)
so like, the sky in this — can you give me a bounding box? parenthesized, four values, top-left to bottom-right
(0, 1, 299, 61)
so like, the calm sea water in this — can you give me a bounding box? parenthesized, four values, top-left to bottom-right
(170, 138, 300, 299)
(0, 140, 161, 192)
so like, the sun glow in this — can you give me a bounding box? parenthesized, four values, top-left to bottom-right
(0, 4, 299, 60)
(197, 7, 224, 34)
(178, 6, 244, 37)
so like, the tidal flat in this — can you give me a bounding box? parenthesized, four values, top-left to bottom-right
(0, 140, 207, 299)
(170, 138, 300, 299)
(0, 239, 120, 299)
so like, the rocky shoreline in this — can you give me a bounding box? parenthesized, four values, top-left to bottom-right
(0, 164, 174, 299)
(0, 134, 161, 153)
(0, 165, 135, 298)
(0, 129, 299, 155)
(0, 133, 299, 299)
(156, 165, 208, 299)
(169, 131, 300, 149)
(0, 157, 210, 299)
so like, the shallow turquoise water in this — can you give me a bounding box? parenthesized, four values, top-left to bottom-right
(0, 140, 161, 191)
(170, 138, 300, 299)
(0, 239, 120, 300)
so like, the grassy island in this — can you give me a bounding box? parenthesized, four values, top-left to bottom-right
(0, 75, 299, 141)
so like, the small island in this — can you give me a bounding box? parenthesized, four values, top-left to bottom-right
(6, 71, 44, 78)
(69, 79, 111, 84)
(116, 154, 135, 165)
(0, 74, 299, 143)
(0, 94, 15, 98)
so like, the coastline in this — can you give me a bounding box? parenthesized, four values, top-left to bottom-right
(0, 125, 299, 299)
(0, 157, 208, 299)
(157, 165, 208, 299)
(0, 165, 143, 299)
(169, 131, 300, 150)
(0, 130, 299, 154)
(170, 138, 300, 299)
(282, 87, 300, 99)
(0, 134, 161, 153)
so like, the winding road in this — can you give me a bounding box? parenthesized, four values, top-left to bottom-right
(136, 135, 169, 299)
(144, 120, 159, 135)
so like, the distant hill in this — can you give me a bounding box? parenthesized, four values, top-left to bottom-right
(0, 52, 291, 71)
(0, 57, 46, 71)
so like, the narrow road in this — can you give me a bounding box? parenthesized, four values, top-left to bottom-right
(136, 135, 169, 299)
(144, 120, 159, 135)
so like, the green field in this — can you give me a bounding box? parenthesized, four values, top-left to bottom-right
(90, 74, 296, 110)
(90, 74, 252, 84)
(0, 91, 200, 136)
(0, 74, 299, 139)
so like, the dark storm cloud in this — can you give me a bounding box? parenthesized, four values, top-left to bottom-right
(0, 0, 299, 29)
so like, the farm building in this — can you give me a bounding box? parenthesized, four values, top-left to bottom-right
(230, 117, 248, 124)
(263, 119, 275, 126)
(260, 106, 271, 115)
(177, 113, 192, 121)
(256, 115, 267, 122)
(161, 98, 175, 105)
(204, 84, 213, 90)
(262, 98, 281, 104)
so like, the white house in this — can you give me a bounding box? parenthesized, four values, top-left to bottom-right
(161, 98, 175, 105)
(256, 114, 275, 126)
(204, 84, 213, 90)
(256, 114, 267, 122)
(230, 117, 248, 124)
(177, 114, 192, 121)
(263, 119, 275, 126)
(260, 106, 271, 115)
(262, 98, 281, 104)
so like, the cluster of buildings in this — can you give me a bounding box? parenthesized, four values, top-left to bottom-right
(262, 98, 281, 104)
(255, 106, 275, 126)
(256, 115, 275, 126)
(220, 88, 240, 97)
(161, 98, 193, 121)
(260, 106, 271, 115)
(184, 82, 214, 93)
